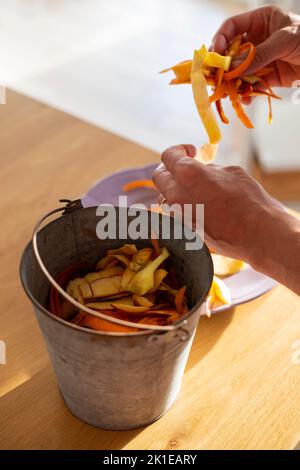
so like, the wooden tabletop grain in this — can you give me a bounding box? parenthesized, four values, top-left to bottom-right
(0, 90, 300, 450)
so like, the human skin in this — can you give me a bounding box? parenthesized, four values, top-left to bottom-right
(153, 145, 300, 295)
(211, 5, 300, 87)
(152, 6, 300, 294)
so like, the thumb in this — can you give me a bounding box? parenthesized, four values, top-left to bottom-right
(245, 28, 293, 75)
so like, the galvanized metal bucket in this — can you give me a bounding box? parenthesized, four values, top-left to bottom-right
(20, 201, 213, 430)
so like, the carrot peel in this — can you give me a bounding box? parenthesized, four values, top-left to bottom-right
(215, 100, 230, 125)
(123, 180, 156, 192)
(227, 81, 254, 129)
(175, 286, 186, 315)
(224, 42, 256, 81)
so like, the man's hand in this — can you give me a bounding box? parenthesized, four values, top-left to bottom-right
(153, 145, 300, 294)
(211, 5, 300, 87)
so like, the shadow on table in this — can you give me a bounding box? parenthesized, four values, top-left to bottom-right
(185, 308, 235, 371)
(0, 366, 142, 450)
(0, 309, 235, 449)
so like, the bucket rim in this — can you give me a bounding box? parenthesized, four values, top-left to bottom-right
(19, 216, 213, 337)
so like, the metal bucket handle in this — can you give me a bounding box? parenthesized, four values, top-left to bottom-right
(32, 200, 194, 334)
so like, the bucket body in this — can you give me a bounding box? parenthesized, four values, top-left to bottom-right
(20, 205, 213, 430)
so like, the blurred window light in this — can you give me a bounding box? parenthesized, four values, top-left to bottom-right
(248, 0, 300, 12)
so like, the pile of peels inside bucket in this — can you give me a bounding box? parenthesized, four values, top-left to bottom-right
(49, 239, 188, 332)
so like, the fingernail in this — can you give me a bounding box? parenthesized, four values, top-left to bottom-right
(183, 144, 197, 157)
(212, 34, 227, 53)
(157, 194, 165, 205)
(218, 34, 227, 53)
(210, 35, 216, 51)
(231, 58, 243, 68)
(156, 163, 165, 172)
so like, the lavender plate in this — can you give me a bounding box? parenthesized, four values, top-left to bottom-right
(82, 165, 277, 314)
(82, 163, 158, 208)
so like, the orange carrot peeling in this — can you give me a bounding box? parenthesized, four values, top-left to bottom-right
(227, 81, 254, 129)
(175, 286, 186, 315)
(123, 180, 156, 192)
(216, 100, 230, 124)
(224, 43, 256, 81)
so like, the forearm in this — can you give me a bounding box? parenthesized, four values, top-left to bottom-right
(250, 208, 300, 295)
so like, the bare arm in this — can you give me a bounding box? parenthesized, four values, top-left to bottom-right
(251, 207, 300, 295)
(153, 145, 300, 295)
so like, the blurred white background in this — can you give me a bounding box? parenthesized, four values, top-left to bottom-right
(0, 0, 300, 174)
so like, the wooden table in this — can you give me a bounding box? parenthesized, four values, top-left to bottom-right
(1, 90, 300, 450)
(251, 151, 300, 202)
